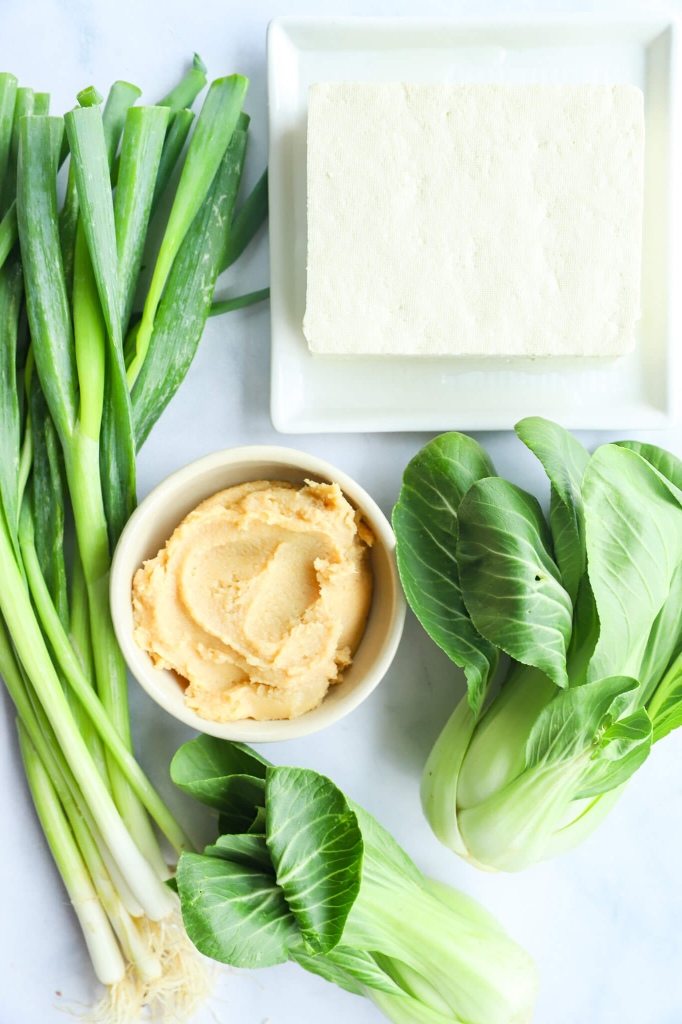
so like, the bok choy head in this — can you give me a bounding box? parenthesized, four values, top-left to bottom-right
(170, 735, 538, 1024)
(393, 419, 682, 871)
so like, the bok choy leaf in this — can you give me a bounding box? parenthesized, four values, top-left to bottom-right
(516, 416, 589, 603)
(392, 433, 498, 716)
(584, 444, 682, 686)
(458, 477, 573, 689)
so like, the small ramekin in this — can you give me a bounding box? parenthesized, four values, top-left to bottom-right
(110, 446, 406, 742)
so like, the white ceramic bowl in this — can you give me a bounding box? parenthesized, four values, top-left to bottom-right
(110, 446, 406, 742)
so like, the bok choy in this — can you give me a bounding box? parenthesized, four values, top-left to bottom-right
(0, 57, 269, 1019)
(170, 736, 539, 1024)
(394, 419, 682, 871)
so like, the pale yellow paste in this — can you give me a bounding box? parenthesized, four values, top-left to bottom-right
(132, 479, 374, 721)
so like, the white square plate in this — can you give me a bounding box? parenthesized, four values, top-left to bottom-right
(267, 15, 679, 433)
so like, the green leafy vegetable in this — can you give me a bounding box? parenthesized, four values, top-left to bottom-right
(525, 675, 638, 768)
(615, 439, 682, 492)
(177, 854, 297, 968)
(394, 419, 682, 870)
(577, 708, 653, 798)
(291, 944, 405, 998)
(392, 432, 498, 715)
(204, 832, 273, 871)
(172, 737, 539, 1024)
(168, 733, 269, 802)
(516, 416, 589, 602)
(266, 766, 363, 954)
(584, 445, 682, 684)
(458, 477, 573, 688)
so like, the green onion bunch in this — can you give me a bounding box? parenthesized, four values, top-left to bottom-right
(0, 58, 267, 1019)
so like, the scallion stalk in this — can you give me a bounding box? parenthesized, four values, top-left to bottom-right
(0, 516, 174, 920)
(157, 53, 207, 113)
(114, 105, 169, 329)
(18, 721, 127, 985)
(0, 202, 17, 270)
(102, 80, 142, 168)
(131, 119, 248, 447)
(150, 107, 194, 212)
(0, 252, 22, 551)
(126, 73, 248, 386)
(221, 166, 268, 271)
(210, 286, 270, 317)
(0, 72, 18, 211)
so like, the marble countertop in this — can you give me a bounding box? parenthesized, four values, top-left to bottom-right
(1, 1, 681, 1022)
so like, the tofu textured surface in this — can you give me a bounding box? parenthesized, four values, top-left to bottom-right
(303, 82, 645, 358)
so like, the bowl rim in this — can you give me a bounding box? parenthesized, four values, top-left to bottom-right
(110, 444, 406, 742)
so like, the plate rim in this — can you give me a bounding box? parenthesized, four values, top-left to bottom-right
(267, 13, 680, 434)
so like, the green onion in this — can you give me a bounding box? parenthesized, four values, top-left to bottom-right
(150, 106, 194, 211)
(115, 105, 169, 329)
(19, 507, 193, 853)
(1, 59, 266, 1018)
(0, 72, 18, 211)
(3, 87, 35, 214)
(126, 73, 248, 386)
(102, 80, 141, 167)
(210, 286, 270, 317)
(17, 116, 78, 441)
(132, 119, 248, 446)
(0, 516, 174, 920)
(0, 203, 18, 269)
(221, 166, 269, 270)
(18, 721, 127, 985)
(66, 99, 137, 548)
(0, 252, 22, 552)
(157, 53, 207, 113)
(33, 92, 50, 115)
(28, 381, 68, 625)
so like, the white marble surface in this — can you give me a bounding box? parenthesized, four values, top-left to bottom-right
(1, 1, 682, 1022)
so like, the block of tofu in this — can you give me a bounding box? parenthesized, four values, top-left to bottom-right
(303, 83, 645, 358)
